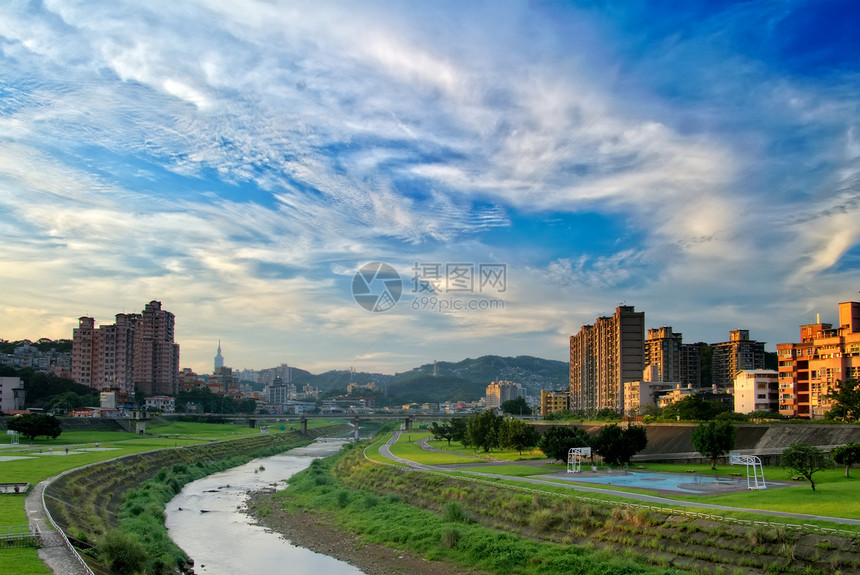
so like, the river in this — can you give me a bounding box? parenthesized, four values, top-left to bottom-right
(164, 440, 365, 575)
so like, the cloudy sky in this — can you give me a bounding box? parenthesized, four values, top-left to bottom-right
(2, 1, 859, 375)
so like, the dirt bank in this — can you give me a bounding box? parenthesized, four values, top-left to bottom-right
(245, 490, 485, 575)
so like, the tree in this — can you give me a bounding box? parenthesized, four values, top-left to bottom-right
(45, 390, 92, 414)
(781, 442, 831, 491)
(831, 443, 860, 478)
(449, 417, 469, 445)
(593, 424, 648, 467)
(691, 421, 737, 470)
(7, 413, 62, 440)
(661, 395, 729, 421)
(466, 410, 504, 452)
(538, 425, 591, 462)
(21, 372, 98, 409)
(825, 379, 860, 422)
(499, 418, 540, 455)
(238, 398, 257, 414)
(500, 396, 531, 416)
(429, 421, 454, 446)
(593, 407, 622, 421)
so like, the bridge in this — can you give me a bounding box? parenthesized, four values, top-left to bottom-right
(228, 412, 471, 436)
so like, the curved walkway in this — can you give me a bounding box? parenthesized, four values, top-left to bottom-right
(25, 480, 92, 575)
(380, 432, 860, 527)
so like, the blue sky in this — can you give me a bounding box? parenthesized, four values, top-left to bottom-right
(2, 1, 859, 375)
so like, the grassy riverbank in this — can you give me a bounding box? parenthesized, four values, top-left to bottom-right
(253, 443, 687, 575)
(0, 420, 350, 575)
(257, 438, 860, 574)
(46, 425, 351, 574)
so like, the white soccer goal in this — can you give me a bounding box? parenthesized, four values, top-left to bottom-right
(730, 453, 767, 489)
(6, 430, 19, 446)
(567, 447, 591, 473)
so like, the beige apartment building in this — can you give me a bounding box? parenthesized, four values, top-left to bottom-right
(778, 301, 860, 418)
(540, 388, 570, 417)
(570, 305, 645, 413)
(733, 369, 779, 414)
(485, 380, 523, 409)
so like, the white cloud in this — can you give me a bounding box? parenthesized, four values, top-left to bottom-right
(1, 1, 859, 374)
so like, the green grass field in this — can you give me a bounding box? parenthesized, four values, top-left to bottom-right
(389, 432, 485, 465)
(426, 437, 547, 461)
(455, 464, 556, 477)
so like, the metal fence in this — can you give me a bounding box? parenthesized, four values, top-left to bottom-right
(0, 525, 41, 548)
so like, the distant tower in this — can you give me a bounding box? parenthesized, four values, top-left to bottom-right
(214, 340, 224, 371)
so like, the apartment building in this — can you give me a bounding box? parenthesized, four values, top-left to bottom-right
(712, 329, 765, 390)
(733, 369, 779, 414)
(71, 301, 180, 396)
(485, 380, 524, 409)
(569, 305, 645, 413)
(777, 301, 860, 418)
(540, 388, 570, 417)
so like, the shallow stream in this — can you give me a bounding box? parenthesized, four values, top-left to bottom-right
(165, 440, 364, 575)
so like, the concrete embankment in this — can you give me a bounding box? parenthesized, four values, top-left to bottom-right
(535, 422, 860, 465)
(634, 423, 860, 464)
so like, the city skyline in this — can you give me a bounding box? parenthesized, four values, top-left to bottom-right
(2, 2, 859, 375)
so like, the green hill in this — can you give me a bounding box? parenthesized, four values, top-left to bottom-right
(288, 355, 567, 404)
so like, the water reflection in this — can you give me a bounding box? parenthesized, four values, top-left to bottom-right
(165, 441, 364, 575)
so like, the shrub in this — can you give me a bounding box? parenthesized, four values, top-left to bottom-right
(336, 490, 350, 508)
(440, 527, 461, 549)
(443, 501, 469, 523)
(529, 509, 558, 532)
(99, 529, 149, 574)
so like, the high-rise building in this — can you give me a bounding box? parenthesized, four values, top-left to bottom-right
(71, 301, 180, 396)
(711, 329, 765, 390)
(214, 341, 224, 371)
(679, 342, 703, 388)
(569, 305, 645, 413)
(133, 301, 180, 396)
(778, 301, 860, 418)
(644, 327, 682, 383)
(101, 313, 137, 392)
(485, 380, 523, 409)
(72, 317, 98, 387)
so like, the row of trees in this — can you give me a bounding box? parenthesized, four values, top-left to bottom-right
(780, 442, 860, 490)
(430, 412, 540, 455)
(537, 424, 648, 466)
(430, 415, 649, 467)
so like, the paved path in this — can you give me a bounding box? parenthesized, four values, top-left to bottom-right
(25, 479, 92, 575)
(381, 432, 860, 527)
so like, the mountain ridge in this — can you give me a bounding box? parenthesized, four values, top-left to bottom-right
(286, 355, 568, 403)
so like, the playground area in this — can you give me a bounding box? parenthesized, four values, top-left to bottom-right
(562, 448, 777, 494)
(556, 469, 786, 494)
